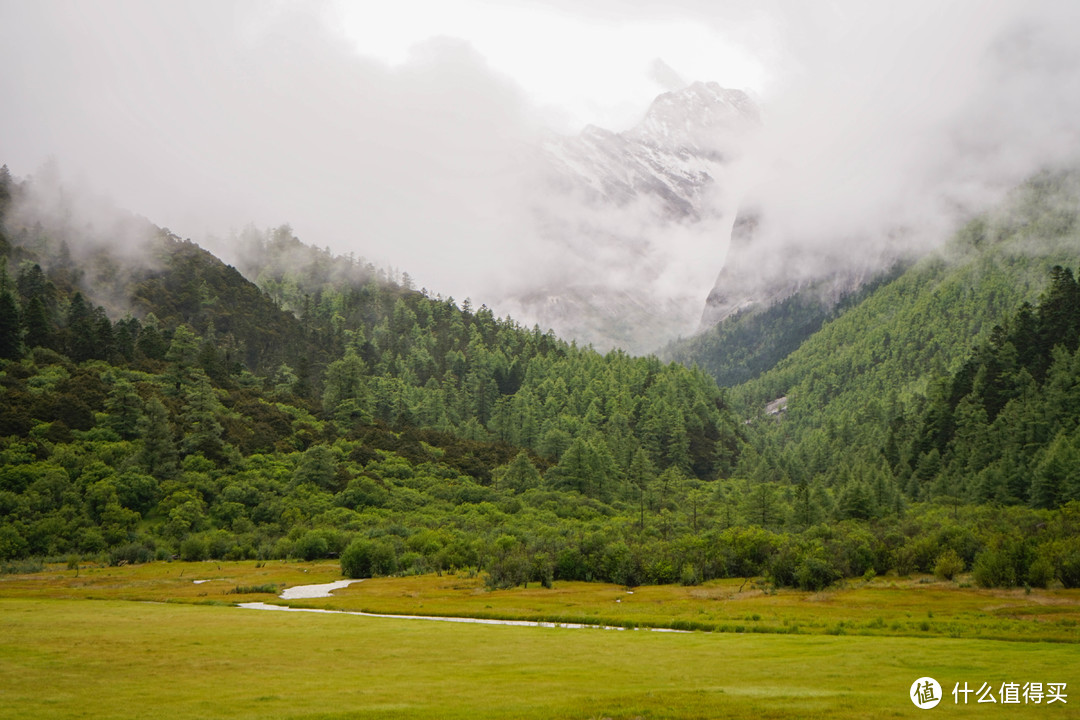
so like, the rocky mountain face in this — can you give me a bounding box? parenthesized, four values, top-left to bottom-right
(496, 82, 760, 354)
(699, 207, 881, 329)
(541, 82, 759, 221)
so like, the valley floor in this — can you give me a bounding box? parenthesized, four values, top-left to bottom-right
(1, 562, 1077, 719)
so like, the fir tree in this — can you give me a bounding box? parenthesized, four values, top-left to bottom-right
(0, 287, 21, 359)
(138, 397, 177, 479)
(104, 377, 143, 440)
(179, 373, 225, 461)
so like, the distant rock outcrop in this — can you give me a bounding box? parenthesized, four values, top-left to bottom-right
(700, 205, 882, 330)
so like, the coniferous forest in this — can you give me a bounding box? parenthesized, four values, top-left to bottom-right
(1, 164, 1079, 592)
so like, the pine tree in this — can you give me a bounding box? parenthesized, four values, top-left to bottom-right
(835, 480, 875, 520)
(322, 350, 370, 423)
(0, 164, 12, 208)
(293, 355, 313, 399)
(65, 292, 97, 362)
(93, 306, 113, 360)
(627, 448, 656, 529)
(666, 411, 692, 473)
(165, 324, 201, 392)
(791, 480, 823, 529)
(21, 296, 51, 350)
(293, 444, 340, 490)
(0, 288, 21, 359)
(1037, 266, 1080, 361)
(138, 397, 177, 479)
(740, 481, 782, 528)
(179, 373, 226, 460)
(589, 437, 618, 501)
(16, 264, 52, 308)
(113, 317, 141, 361)
(105, 377, 143, 440)
(496, 451, 542, 493)
(135, 314, 167, 360)
(548, 437, 594, 494)
(1031, 432, 1079, 509)
(538, 425, 571, 460)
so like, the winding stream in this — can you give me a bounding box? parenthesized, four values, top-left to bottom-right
(238, 580, 686, 632)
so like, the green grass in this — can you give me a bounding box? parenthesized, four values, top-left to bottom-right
(1, 562, 1077, 718)
(227, 583, 282, 594)
(2, 596, 1076, 720)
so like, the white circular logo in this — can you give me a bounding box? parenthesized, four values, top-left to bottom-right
(910, 677, 942, 709)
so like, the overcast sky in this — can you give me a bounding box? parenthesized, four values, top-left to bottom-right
(1, 0, 1079, 310)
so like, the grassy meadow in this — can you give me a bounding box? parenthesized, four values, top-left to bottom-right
(1, 561, 1078, 719)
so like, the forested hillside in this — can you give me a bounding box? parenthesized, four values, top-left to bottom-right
(1, 165, 1078, 592)
(889, 264, 1080, 508)
(0, 165, 745, 586)
(728, 172, 1080, 498)
(662, 266, 905, 387)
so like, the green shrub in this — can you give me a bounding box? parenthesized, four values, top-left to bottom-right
(227, 584, 279, 594)
(206, 530, 234, 560)
(293, 531, 330, 561)
(1026, 556, 1054, 588)
(898, 535, 939, 574)
(1058, 552, 1080, 589)
(341, 538, 373, 578)
(795, 555, 841, 591)
(0, 524, 28, 560)
(341, 537, 397, 579)
(1044, 537, 1080, 588)
(486, 552, 528, 589)
(269, 537, 293, 559)
(602, 541, 641, 588)
(679, 563, 700, 587)
(397, 551, 426, 576)
(179, 535, 209, 562)
(972, 548, 1016, 588)
(0, 557, 44, 575)
(109, 542, 153, 566)
(645, 558, 677, 585)
(767, 542, 800, 588)
(934, 549, 964, 580)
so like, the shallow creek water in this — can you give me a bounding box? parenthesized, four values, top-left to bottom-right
(237, 580, 686, 632)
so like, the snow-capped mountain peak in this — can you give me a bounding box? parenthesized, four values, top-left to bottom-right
(627, 81, 760, 154)
(496, 82, 760, 354)
(538, 81, 759, 223)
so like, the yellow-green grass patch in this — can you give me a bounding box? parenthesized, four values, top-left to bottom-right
(1, 597, 1076, 720)
(3, 562, 1079, 641)
(308, 573, 1080, 642)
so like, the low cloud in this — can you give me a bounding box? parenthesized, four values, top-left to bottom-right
(727, 1, 1080, 277)
(3, 1, 1079, 349)
(0, 1, 544, 302)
